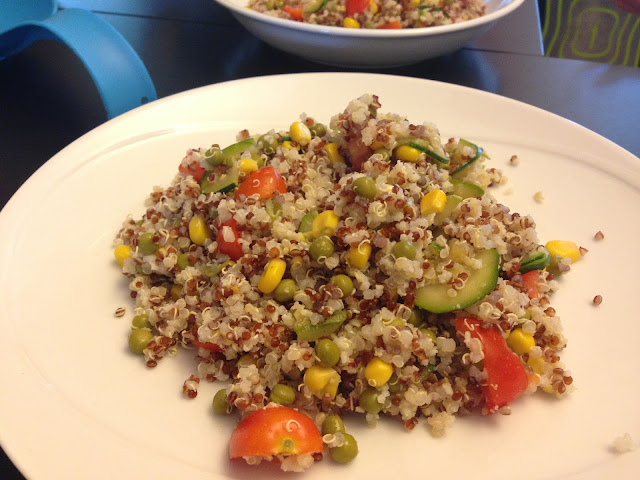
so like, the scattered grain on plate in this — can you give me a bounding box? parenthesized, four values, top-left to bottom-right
(579, 246, 589, 256)
(509, 155, 519, 166)
(114, 307, 126, 317)
(594, 231, 604, 241)
(613, 433, 637, 453)
(593, 295, 602, 306)
(534, 191, 544, 203)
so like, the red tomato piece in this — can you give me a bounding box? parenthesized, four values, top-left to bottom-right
(345, 0, 370, 16)
(455, 317, 529, 414)
(217, 219, 244, 261)
(229, 405, 324, 459)
(192, 339, 222, 352)
(521, 270, 539, 300)
(235, 166, 287, 200)
(283, 6, 303, 21)
(345, 138, 373, 172)
(178, 161, 206, 183)
(377, 21, 402, 29)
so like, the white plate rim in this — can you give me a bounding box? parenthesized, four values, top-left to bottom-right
(1, 72, 639, 480)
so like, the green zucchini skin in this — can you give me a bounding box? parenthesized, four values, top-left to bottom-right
(414, 248, 499, 314)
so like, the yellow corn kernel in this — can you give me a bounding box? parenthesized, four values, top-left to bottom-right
(507, 328, 536, 355)
(324, 142, 344, 163)
(312, 210, 339, 238)
(344, 17, 360, 28)
(258, 258, 286, 294)
(528, 357, 545, 375)
(237, 158, 259, 175)
(364, 358, 394, 387)
(289, 121, 312, 146)
(347, 242, 371, 269)
(304, 365, 341, 398)
(545, 240, 581, 263)
(394, 144, 424, 163)
(369, 0, 379, 14)
(114, 245, 131, 267)
(170, 284, 182, 301)
(410, 0, 420, 5)
(189, 215, 212, 246)
(420, 189, 447, 216)
(370, 139, 385, 150)
(281, 140, 295, 150)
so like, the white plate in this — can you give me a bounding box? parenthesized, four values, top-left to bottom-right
(214, 0, 524, 67)
(1, 73, 639, 480)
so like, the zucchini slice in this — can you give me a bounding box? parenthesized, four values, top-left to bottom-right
(450, 179, 484, 198)
(451, 139, 484, 177)
(201, 165, 239, 194)
(415, 248, 499, 313)
(408, 140, 450, 165)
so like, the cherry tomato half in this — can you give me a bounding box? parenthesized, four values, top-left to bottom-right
(345, 0, 369, 16)
(235, 167, 287, 200)
(283, 5, 303, 21)
(217, 219, 244, 261)
(455, 317, 529, 413)
(521, 270, 539, 300)
(178, 160, 206, 183)
(377, 21, 402, 29)
(229, 405, 324, 459)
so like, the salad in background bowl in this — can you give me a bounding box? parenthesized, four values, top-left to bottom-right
(213, 0, 525, 67)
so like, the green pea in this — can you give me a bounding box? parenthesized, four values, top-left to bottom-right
(359, 388, 383, 414)
(373, 148, 391, 162)
(204, 147, 224, 166)
(421, 364, 436, 379)
(330, 274, 354, 297)
(352, 176, 377, 200)
(392, 240, 416, 260)
(330, 433, 358, 463)
(131, 314, 151, 329)
(273, 279, 296, 303)
(237, 354, 256, 369)
(128, 329, 153, 354)
(177, 253, 190, 270)
(387, 373, 403, 393)
(270, 384, 296, 405)
(212, 388, 231, 414)
(321, 415, 346, 435)
(421, 327, 437, 343)
(138, 233, 158, 255)
(257, 133, 279, 155)
(309, 236, 334, 260)
(310, 123, 327, 138)
(407, 308, 424, 327)
(316, 338, 340, 367)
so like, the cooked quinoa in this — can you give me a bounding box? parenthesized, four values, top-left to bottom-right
(247, 0, 486, 29)
(113, 94, 575, 470)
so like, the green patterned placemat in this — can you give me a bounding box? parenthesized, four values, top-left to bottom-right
(542, 0, 640, 66)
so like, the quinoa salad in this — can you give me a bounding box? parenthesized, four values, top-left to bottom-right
(246, 0, 486, 29)
(113, 94, 579, 472)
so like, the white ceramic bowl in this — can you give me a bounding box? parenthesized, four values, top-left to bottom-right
(214, 0, 525, 67)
